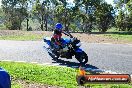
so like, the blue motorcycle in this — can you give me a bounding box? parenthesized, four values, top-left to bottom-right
(43, 33, 88, 65)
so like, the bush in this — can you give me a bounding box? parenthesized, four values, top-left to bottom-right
(5, 18, 21, 30)
(69, 23, 78, 32)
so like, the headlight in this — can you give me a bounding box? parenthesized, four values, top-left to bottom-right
(76, 42, 81, 47)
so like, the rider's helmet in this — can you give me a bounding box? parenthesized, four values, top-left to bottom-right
(54, 23, 63, 34)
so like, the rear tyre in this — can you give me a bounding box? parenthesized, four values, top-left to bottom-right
(53, 51, 60, 61)
(48, 48, 60, 61)
(75, 51, 88, 65)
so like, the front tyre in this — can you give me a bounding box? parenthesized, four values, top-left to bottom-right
(76, 76, 86, 86)
(75, 51, 88, 65)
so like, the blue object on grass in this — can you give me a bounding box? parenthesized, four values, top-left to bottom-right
(0, 68, 11, 88)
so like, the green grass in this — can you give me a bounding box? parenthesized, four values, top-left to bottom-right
(102, 33, 132, 41)
(0, 61, 78, 88)
(92, 27, 132, 42)
(0, 61, 131, 88)
(0, 27, 132, 42)
(104, 27, 132, 41)
(1, 33, 132, 42)
(0, 34, 43, 41)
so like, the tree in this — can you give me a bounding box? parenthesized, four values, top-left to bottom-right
(116, 10, 126, 30)
(55, 0, 69, 31)
(32, 0, 51, 31)
(32, 0, 44, 31)
(115, 0, 132, 31)
(126, 0, 132, 31)
(2, 0, 29, 30)
(73, 0, 99, 32)
(95, 2, 114, 32)
(53, 0, 75, 32)
(0, 8, 5, 23)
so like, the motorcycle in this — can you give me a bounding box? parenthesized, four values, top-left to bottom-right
(43, 33, 88, 65)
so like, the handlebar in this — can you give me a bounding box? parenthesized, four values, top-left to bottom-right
(63, 31, 73, 38)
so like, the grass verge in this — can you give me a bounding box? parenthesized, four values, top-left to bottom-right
(102, 33, 132, 42)
(0, 61, 77, 88)
(0, 34, 43, 41)
(0, 30, 132, 43)
(0, 61, 131, 88)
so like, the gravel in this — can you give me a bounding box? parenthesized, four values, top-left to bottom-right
(14, 80, 63, 88)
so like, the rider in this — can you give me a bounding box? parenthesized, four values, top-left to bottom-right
(51, 23, 71, 50)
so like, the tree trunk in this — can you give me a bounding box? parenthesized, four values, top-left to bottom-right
(45, 14, 48, 31)
(85, 5, 88, 14)
(19, 20, 21, 30)
(27, 18, 29, 31)
(41, 14, 44, 31)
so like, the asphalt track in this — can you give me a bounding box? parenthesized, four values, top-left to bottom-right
(0, 40, 132, 74)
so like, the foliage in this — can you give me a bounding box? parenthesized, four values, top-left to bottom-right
(1, 0, 132, 32)
(54, 0, 75, 31)
(115, 0, 132, 31)
(95, 2, 114, 32)
(1, 0, 29, 30)
(32, 0, 51, 31)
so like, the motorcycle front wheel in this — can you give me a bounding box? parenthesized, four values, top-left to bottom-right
(75, 51, 88, 65)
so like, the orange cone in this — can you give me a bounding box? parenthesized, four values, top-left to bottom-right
(79, 66, 86, 76)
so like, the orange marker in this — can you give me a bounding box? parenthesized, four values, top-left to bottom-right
(79, 66, 86, 76)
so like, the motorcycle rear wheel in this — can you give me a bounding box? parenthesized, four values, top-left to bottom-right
(48, 48, 60, 61)
(75, 51, 88, 65)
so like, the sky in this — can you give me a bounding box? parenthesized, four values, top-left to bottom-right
(105, 0, 114, 5)
(0, 0, 1, 7)
(67, 0, 114, 5)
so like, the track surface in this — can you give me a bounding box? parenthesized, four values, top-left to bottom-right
(0, 40, 132, 74)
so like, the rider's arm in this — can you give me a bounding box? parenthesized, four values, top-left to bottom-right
(62, 31, 69, 36)
(62, 31, 73, 38)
